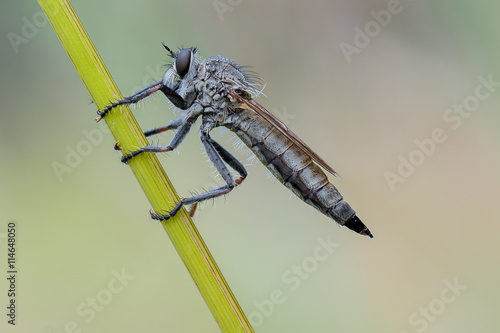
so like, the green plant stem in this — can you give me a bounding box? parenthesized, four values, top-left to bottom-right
(38, 0, 254, 331)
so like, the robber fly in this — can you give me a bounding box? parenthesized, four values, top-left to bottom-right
(98, 43, 373, 238)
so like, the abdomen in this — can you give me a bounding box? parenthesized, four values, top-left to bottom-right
(227, 109, 373, 237)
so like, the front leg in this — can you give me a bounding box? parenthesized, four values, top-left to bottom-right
(96, 80, 189, 121)
(97, 80, 163, 121)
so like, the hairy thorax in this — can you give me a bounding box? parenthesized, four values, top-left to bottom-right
(191, 57, 258, 123)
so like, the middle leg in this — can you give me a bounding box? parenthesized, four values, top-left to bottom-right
(115, 116, 185, 151)
(120, 116, 196, 163)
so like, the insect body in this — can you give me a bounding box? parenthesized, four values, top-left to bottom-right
(98, 44, 373, 238)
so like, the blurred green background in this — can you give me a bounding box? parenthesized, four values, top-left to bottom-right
(1, 1, 499, 332)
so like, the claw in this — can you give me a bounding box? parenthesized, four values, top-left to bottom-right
(114, 141, 123, 151)
(150, 209, 171, 221)
(121, 149, 144, 164)
(96, 100, 118, 122)
(95, 111, 104, 122)
(120, 153, 134, 164)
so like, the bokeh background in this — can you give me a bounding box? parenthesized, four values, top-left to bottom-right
(1, 1, 499, 332)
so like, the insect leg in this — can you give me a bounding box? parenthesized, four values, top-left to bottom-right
(159, 85, 188, 110)
(97, 79, 189, 121)
(143, 116, 184, 137)
(209, 137, 248, 180)
(116, 116, 184, 150)
(121, 116, 197, 163)
(97, 80, 163, 121)
(151, 134, 247, 221)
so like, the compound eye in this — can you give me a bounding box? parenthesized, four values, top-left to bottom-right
(175, 48, 191, 78)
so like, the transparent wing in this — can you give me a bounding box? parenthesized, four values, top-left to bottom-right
(230, 91, 337, 176)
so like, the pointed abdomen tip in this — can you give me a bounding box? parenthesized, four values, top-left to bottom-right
(344, 216, 373, 238)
